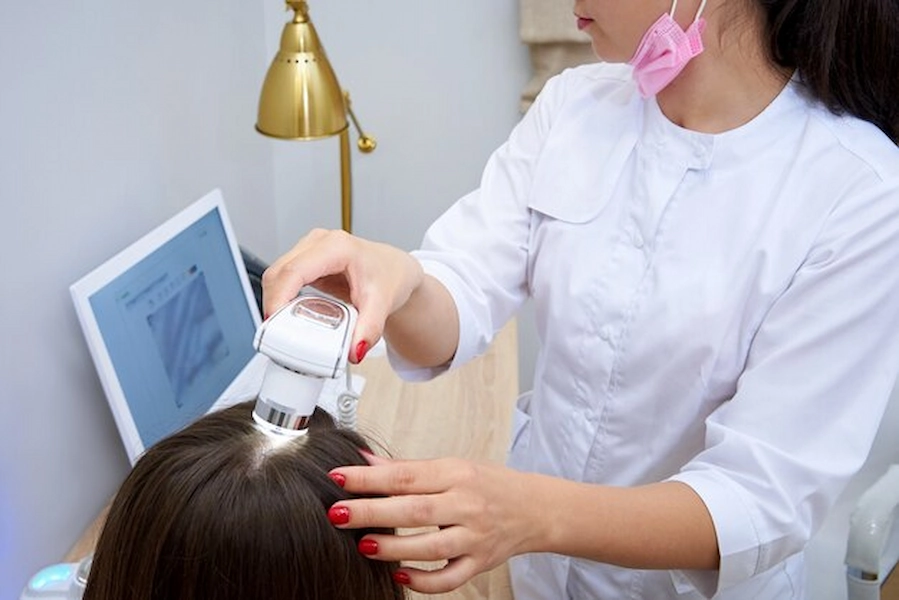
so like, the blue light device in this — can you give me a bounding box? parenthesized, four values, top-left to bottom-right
(20, 555, 91, 599)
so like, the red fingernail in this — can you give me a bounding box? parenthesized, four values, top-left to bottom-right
(328, 472, 346, 488)
(393, 571, 411, 585)
(328, 505, 350, 525)
(355, 340, 369, 363)
(358, 539, 379, 555)
(263, 312, 270, 320)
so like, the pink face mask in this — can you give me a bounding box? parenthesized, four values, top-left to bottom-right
(628, 0, 707, 98)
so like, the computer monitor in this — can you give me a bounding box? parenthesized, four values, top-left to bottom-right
(70, 189, 265, 465)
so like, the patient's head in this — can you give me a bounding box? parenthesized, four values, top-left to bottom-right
(84, 402, 403, 600)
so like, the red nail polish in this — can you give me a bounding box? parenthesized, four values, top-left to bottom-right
(355, 340, 369, 363)
(263, 312, 270, 320)
(393, 571, 411, 585)
(328, 505, 350, 525)
(358, 539, 379, 555)
(328, 472, 346, 488)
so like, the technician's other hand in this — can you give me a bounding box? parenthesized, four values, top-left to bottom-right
(327, 456, 538, 594)
(262, 229, 423, 362)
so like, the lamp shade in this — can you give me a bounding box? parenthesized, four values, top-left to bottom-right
(256, 1, 348, 140)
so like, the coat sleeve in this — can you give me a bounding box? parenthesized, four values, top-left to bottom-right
(668, 176, 899, 597)
(387, 67, 574, 380)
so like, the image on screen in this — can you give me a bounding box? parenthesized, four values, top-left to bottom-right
(146, 267, 230, 407)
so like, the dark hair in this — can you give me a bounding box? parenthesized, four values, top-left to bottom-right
(759, 0, 899, 143)
(83, 402, 404, 600)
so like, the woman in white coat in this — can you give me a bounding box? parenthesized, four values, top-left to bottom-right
(262, 0, 899, 597)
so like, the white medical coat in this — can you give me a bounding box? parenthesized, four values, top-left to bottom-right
(391, 63, 899, 599)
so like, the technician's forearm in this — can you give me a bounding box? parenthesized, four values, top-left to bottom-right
(525, 475, 720, 571)
(384, 274, 459, 368)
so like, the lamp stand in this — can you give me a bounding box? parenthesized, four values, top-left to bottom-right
(339, 128, 352, 232)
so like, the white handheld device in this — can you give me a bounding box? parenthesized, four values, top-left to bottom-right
(252, 291, 358, 436)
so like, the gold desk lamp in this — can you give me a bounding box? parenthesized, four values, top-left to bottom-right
(256, 0, 376, 233)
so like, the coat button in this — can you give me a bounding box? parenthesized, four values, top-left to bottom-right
(631, 229, 644, 248)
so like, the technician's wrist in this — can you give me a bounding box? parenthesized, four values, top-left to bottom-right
(512, 471, 564, 556)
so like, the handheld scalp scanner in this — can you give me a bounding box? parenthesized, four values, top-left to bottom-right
(252, 291, 358, 436)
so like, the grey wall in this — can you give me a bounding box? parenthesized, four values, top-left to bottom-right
(0, 1, 278, 596)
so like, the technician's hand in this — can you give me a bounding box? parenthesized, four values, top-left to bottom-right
(262, 229, 423, 362)
(327, 456, 540, 594)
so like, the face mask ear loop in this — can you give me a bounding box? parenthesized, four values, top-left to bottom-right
(669, 0, 679, 17)
(693, 0, 708, 23)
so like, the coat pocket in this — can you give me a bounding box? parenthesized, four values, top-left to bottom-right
(507, 390, 534, 471)
(527, 97, 639, 223)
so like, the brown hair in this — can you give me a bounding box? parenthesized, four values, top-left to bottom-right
(83, 402, 404, 600)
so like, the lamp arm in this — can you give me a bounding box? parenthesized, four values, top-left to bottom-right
(344, 91, 377, 153)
